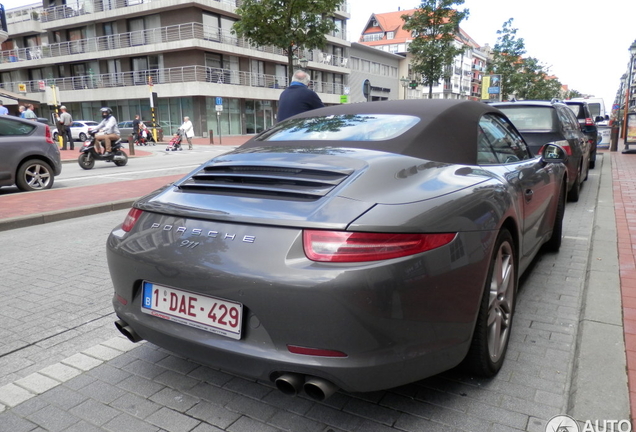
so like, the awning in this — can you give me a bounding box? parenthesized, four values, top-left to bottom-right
(0, 88, 39, 103)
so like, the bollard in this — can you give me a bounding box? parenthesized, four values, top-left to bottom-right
(610, 125, 619, 152)
(129, 135, 135, 156)
(209, 129, 214, 144)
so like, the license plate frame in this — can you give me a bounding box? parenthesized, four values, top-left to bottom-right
(141, 281, 243, 340)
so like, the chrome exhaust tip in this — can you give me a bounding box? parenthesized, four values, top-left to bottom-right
(303, 376, 339, 401)
(274, 373, 305, 396)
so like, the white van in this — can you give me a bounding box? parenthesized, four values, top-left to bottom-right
(570, 97, 611, 148)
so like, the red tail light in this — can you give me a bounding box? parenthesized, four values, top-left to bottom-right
(585, 118, 594, 126)
(303, 230, 456, 263)
(122, 208, 143, 232)
(44, 125, 54, 145)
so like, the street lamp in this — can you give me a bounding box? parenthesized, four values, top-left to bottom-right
(622, 40, 636, 141)
(299, 58, 308, 70)
(400, 76, 410, 100)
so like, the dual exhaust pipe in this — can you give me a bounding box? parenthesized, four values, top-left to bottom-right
(114, 319, 143, 343)
(115, 320, 339, 400)
(275, 373, 339, 401)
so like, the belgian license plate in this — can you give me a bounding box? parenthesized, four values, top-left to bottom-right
(141, 281, 242, 340)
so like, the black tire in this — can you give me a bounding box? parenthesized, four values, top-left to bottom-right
(567, 168, 580, 202)
(589, 160, 596, 170)
(543, 182, 566, 252)
(53, 132, 58, 142)
(16, 159, 55, 191)
(114, 151, 128, 167)
(78, 153, 95, 170)
(79, 132, 87, 141)
(463, 229, 517, 377)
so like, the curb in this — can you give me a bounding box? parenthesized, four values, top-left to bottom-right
(0, 199, 135, 232)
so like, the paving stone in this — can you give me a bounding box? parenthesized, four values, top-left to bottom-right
(186, 400, 242, 429)
(227, 415, 283, 432)
(69, 398, 120, 426)
(0, 383, 35, 407)
(26, 404, 81, 432)
(61, 353, 103, 372)
(14, 372, 61, 394)
(149, 387, 199, 412)
(39, 363, 83, 383)
(111, 392, 163, 419)
(145, 406, 201, 432)
(0, 411, 39, 432)
(82, 344, 125, 361)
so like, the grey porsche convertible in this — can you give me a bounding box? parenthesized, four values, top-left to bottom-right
(107, 99, 568, 400)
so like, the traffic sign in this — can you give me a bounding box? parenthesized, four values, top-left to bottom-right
(215, 105, 223, 112)
(215, 97, 223, 105)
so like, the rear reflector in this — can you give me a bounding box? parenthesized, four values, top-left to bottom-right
(122, 208, 143, 232)
(303, 230, 456, 262)
(287, 345, 347, 357)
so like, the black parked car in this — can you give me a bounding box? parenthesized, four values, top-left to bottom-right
(107, 99, 568, 400)
(492, 100, 590, 202)
(564, 100, 598, 169)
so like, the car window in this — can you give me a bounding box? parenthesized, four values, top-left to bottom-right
(565, 104, 585, 119)
(258, 114, 421, 142)
(556, 106, 578, 131)
(0, 117, 37, 136)
(478, 114, 531, 164)
(497, 106, 556, 132)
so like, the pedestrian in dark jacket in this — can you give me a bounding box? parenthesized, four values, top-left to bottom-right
(277, 70, 324, 122)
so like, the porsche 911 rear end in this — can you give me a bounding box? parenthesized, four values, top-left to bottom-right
(107, 148, 497, 396)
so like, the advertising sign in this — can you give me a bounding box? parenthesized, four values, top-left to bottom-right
(626, 113, 636, 144)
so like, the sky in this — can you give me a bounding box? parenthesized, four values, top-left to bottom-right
(348, 0, 636, 109)
(4, 0, 635, 109)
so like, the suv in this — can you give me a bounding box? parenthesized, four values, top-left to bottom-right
(0, 116, 62, 192)
(491, 100, 590, 202)
(564, 100, 598, 169)
(118, 121, 164, 143)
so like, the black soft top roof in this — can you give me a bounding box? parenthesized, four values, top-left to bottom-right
(240, 99, 506, 165)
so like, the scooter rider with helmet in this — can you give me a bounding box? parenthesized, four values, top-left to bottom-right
(93, 107, 120, 156)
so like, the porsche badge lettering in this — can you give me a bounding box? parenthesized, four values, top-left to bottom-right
(150, 223, 256, 243)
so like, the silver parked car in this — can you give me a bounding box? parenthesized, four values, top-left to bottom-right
(0, 115, 62, 191)
(107, 100, 568, 400)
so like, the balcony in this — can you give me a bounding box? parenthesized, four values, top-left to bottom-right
(0, 22, 349, 71)
(0, 65, 345, 98)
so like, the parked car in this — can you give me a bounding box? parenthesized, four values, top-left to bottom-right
(117, 120, 163, 142)
(52, 120, 99, 143)
(0, 115, 62, 191)
(491, 99, 589, 202)
(107, 99, 568, 400)
(564, 100, 598, 169)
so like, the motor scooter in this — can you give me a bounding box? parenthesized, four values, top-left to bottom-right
(78, 130, 128, 170)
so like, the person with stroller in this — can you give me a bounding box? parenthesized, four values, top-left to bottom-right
(93, 107, 120, 156)
(179, 116, 195, 150)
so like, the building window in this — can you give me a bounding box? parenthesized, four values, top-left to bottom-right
(386, 31, 394, 40)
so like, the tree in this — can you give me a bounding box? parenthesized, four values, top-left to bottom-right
(402, 0, 469, 98)
(232, 0, 344, 84)
(516, 57, 563, 100)
(487, 18, 526, 100)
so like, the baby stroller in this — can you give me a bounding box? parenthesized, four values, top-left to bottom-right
(135, 127, 156, 146)
(166, 129, 183, 151)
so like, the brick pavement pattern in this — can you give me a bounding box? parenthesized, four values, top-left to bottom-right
(0, 150, 629, 431)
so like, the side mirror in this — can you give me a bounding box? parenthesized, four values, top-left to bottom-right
(540, 143, 568, 163)
(595, 116, 604, 123)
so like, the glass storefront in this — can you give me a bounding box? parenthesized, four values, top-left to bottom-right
(42, 96, 276, 138)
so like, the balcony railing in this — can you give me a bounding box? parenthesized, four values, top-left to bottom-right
(0, 65, 345, 96)
(0, 22, 349, 69)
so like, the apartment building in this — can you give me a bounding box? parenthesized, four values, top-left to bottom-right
(358, 8, 489, 101)
(0, 0, 350, 137)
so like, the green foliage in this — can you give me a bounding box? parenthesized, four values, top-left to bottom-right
(232, 0, 344, 84)
(488, 18, 563, 100)
(402, 0, 469, 98)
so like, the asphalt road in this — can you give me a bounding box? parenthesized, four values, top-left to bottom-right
(0, 153, 627, 432)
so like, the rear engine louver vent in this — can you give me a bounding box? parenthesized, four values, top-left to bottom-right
(177, 164, 354, 200)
